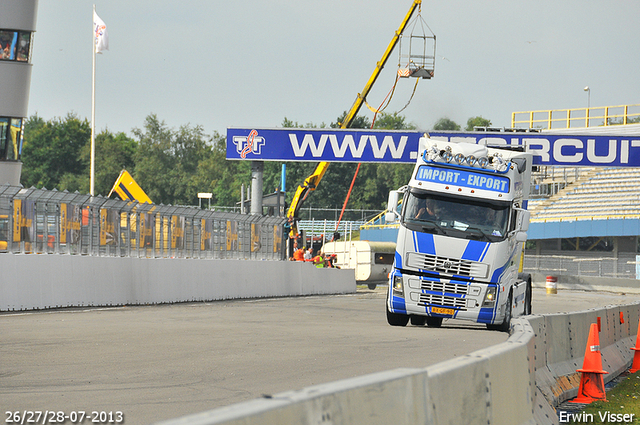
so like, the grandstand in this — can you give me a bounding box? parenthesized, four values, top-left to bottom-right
(524, 120, 640, 278)
(529, 167, 640, 221)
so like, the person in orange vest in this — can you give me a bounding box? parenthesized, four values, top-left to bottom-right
(293, 245, 305, 261)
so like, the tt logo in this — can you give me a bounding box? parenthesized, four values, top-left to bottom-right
(233, 130, 266, 158)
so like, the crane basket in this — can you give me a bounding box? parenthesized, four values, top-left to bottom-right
(397, 11, 436, 79)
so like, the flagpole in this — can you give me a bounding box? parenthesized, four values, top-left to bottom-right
(90, 4, 96, 196)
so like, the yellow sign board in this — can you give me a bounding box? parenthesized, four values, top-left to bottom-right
(108, 170, 152, 204)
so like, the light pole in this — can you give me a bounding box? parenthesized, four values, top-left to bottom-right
(583, 86, 590, 109)
(583, 86, 591, 127)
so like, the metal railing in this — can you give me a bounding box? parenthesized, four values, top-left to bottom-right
(297, 219, 365, 238)
(523, 253, 638, 279)
(511, 103, 640, 129)
(0, 184, 286, 260)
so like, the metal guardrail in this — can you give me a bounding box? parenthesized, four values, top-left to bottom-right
(0, 184, 286, 260)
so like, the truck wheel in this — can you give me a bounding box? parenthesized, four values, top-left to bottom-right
(368, 283, 377, 290)
(519, 273, 533, 315)
(498, 291, 513, 332)
(524, 279, 532, 315)
(426, 317, 443, 328)
(486, 291, 512, 332)
(386, 305, 409, 327)
(410, 315, 426, 326)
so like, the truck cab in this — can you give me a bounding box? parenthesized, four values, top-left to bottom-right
(385, 136, 532, 331)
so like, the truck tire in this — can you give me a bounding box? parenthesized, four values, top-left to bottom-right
(386, 305, 409, 326)
(487, 291, 512, 333)
(524, 279, 532, 315)
(410, 315, 426, 326)
(518, 273, 533, 315)
(426, 317, 443, 328)
(368, 283, 377, 290)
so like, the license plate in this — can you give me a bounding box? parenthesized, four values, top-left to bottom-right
(431, 306, 455, 316)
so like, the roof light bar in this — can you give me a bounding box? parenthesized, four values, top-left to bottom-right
(422, 147, 511, 174)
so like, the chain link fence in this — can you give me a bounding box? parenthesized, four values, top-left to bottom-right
(0, 184, 286, 260)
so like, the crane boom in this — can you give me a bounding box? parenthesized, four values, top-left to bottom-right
(286, 0, 423, 237)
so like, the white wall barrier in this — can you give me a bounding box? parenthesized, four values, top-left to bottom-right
(155, 303, 640, 425)
(0, 255, 356, 311)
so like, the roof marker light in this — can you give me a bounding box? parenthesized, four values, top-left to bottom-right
(477, 157, 489, 168)
(441, 147, 454, 163)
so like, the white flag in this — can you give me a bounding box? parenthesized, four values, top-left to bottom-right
(93, 11, 109, 53)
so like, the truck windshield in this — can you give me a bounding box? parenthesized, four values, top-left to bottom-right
(402, 189, 511, 242)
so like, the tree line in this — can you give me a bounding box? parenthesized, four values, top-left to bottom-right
(20, 112, 490, 214)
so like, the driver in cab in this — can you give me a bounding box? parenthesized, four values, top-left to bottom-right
(414, 198, 444, 221)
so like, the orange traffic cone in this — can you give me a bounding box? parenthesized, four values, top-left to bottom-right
(630, 317, 640, 373)
(570, 322, 608, 403)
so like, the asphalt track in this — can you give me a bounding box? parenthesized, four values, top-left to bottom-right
(0, 287, 634, 424)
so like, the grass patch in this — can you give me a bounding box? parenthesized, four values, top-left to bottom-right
(564, 371, 640, 424)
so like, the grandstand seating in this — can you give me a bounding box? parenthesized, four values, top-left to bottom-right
(529, 167, 640, 221)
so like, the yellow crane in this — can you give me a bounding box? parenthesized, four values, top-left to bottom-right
(285, 0, 430, 237)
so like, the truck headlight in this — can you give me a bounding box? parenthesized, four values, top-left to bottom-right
(482, 286, 497, 308)
(392, 275, 404, 296)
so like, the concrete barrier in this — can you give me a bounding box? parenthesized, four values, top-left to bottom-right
(153, 318, 539, 425)
(154, 302, 640, 425)
(4, 256, 638, 424)
(534, 304, 639, 410)
(0, 255, 356, 311)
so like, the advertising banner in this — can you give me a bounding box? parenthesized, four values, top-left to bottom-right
(226, 220, 238, 251)
(251, 223, 261, 253)
(227, 127, 422, 163)
(227, 128, 640, 167)
(201, 219, 211, 251)
(99, 208, 119, 246)
(273, 225, 282, 254)
(171, 215, 184, 250)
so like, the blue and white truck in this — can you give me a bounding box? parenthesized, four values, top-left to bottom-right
(384, 135, 533, 331)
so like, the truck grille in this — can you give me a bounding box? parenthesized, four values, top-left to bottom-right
(420, 280, 468, 295)
(418, 293, 467, 310)
(406, 252, 488, 279)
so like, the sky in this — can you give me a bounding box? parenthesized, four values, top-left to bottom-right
(27, 0, 640, 138)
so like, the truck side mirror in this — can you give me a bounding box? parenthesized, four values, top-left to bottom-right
(386, 190, 401, 223)
(385, 212, 397, 223)
(509, 208, 530, 240)
(518, 209, 530, 232)
(515, 231, 528, 242)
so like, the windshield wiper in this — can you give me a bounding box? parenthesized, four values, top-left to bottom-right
(421, 221, 446, 235)
(465, 226, 493, 242)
